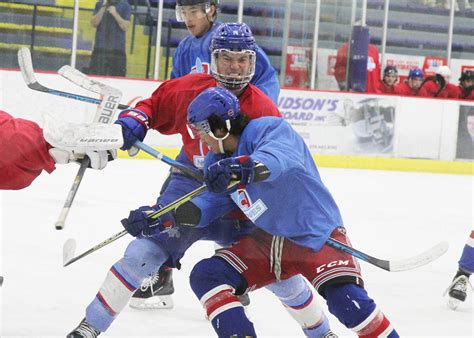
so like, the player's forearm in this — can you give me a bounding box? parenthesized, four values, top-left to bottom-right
(90, 6, 106, 27)
(110, 11, 130, 32)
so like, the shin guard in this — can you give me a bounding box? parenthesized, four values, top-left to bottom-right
(325, 284, 398, 338)
(266, 275, 331, 337)
(190, 257, 256, 337)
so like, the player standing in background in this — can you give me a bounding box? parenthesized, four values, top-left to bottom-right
(454, 69, 474, 100)
(171, 0, 280, 104)
(0, 110, 115, 190)
(375, 66, 399, 94)
(445, 230, 473, 310)
(183, 87, 397, 337)
(395, 67, 429, 97)
(67, 25, 332, 338)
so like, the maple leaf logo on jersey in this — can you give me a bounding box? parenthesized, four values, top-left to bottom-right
(191, 57, 210, 74)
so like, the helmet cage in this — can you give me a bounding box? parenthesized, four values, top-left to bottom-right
(211, 49, 256, 89)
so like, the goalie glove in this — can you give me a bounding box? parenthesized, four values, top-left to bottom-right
(121, 204, 175, 237)
(49, 148, 117, 170)
(204, 155, 270, 194)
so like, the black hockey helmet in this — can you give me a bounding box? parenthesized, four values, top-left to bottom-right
(383, 65, 398, 76)
(459, 69, 474, 82)
(175, 0, 219, 22)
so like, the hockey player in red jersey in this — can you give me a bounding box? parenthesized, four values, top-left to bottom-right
(453, 69, 474, 100)
(0, 110, 115, 190)
(375, 66, 398, 94)
(424, 65, 459, 98)
(395, 68, 429, 97)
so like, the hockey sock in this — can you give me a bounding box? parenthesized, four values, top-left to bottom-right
(324, 284, 399, 338)
(190, 257, 256, 337)
(86, 238, 168, 332)
(458, 231, 474, 274)
(266, 275, 331, 337)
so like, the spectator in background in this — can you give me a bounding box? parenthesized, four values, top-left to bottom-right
(334, 43, 381, 93)
(89, 0, 131, 76)
(395, 67, 429, 97)
(375, 65, 399, 94)
(424, 65, 459, 98)
(455, 69, 474, 100)
(455, 108, 474, 159)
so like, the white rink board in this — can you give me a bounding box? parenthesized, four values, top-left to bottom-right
(1, 69, 473, 161)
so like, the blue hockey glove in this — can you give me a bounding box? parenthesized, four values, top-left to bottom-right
(114, 109, 149, 150)
(121, 205, 174, 237)
(204, 156, 256, 194)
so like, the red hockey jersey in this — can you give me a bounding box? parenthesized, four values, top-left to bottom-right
(0, 110, 55, 190)
(135, 73, 281, 164)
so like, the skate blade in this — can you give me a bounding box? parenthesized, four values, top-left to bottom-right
(447, 297, 462, 310)
(129, 295, 174, 310)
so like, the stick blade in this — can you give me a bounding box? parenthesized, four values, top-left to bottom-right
(63, 239, 77, 267)
(389, 241, 449, 272)
(17, 47, 36, 85)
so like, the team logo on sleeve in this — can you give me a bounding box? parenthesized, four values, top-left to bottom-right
(231, 188, 267, 223)
(191, 57, 210, 74)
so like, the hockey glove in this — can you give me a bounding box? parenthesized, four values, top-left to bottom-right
(114, 109, 149, 151)
(121, 204, 174, 237)
(49, 148, 117, 170)
(204, 155, 257, 194)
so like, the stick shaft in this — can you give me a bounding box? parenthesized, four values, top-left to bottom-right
(55, 158, 90, 230)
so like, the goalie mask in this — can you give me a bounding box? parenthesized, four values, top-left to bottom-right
(187, 87, 240, 153)
(210, 23, 257, 90)
(175, 0, 219, 22)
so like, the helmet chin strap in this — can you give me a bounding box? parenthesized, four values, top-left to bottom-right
(209, 130, 230, 154)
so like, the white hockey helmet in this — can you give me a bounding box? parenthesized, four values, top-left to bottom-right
(436, 65, 452, 77)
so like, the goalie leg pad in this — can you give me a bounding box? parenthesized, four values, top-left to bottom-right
(85, 239, 168, 332)
(190, 257, 256, 337)
(266, 275, 330, 337)
(325, 283, 398, 337)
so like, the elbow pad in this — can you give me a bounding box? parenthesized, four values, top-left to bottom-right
(174, 201, 201, 227)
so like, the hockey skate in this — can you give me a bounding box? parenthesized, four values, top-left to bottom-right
(129, 266, 174, 310)
(67, 318, 100, 338)
(322, 330, 338, 338)
(444, 274, 471, 310)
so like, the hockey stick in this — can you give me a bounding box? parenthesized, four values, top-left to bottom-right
(326, 238, 448, 272)
(17, 48, 124, 229)
(55, 157, 90, 230)
(62, 183, 211, 267)
(134, 141, 203, 182)
(17, 48, 130, 110)
(57, 65, 204, 182)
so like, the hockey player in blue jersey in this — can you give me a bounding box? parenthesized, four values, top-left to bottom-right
(445, 230, 473, 310)
(182, 87, 399, 337)
(171, 0, 279, 104)
(67, 25, 334, 338)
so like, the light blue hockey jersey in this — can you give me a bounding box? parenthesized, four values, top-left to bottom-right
(170, 23, 281, 104)
(192, 117, 344, 251)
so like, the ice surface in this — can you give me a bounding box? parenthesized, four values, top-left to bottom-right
(0, 159, 472, 337)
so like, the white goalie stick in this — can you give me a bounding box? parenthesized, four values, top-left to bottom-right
(17, 48, 122, 230)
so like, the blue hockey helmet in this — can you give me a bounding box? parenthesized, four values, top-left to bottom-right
(408, 67, 423, 79)
(187, 87, 240, 141)
(210, 23, 257, 89)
